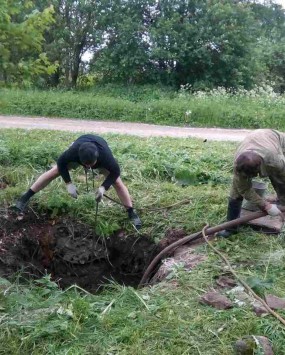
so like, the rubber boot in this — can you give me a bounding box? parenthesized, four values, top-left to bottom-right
(127, 208, 142, 230)
(15, 199, 28, 212)
(14, 189, 35, 213)
(217, 198, 243, 238)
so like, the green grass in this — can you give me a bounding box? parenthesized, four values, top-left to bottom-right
(0, 129, 285, 354)
(1, 85, 285, 129)
(0, 129, 234, 235)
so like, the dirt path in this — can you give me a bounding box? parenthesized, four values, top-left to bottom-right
(0, 115, 252, 141)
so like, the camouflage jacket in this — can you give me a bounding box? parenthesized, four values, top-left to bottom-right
(230, 129, 285, 208)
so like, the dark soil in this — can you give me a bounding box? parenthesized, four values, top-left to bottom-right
(158, 228, 187, 249)
(0, 208, 160, 292)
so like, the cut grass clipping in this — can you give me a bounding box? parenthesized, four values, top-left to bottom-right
(0, 129, 285, 354)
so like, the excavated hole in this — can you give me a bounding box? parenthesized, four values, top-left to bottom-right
(0, 209, 160, 292)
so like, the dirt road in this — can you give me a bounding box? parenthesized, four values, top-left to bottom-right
(0, 115, 251, 141)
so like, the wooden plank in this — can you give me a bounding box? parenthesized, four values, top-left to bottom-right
(241, 208, 284, 234)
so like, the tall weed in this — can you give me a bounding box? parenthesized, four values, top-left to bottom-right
(1, 85, 285, 129)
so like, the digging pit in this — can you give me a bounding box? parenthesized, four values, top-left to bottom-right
(0, 209, 161, 292)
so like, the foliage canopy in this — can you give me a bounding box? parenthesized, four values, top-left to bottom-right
(1, 0, 285, 90)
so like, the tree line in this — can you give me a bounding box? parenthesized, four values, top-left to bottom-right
(1, 0, 285, 91)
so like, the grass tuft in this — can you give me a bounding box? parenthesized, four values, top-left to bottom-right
(0, 129, 285, 354)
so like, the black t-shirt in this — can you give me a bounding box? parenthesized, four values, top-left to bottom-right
(57, 134, 120, 190)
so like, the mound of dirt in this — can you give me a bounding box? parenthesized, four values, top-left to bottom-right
(0, 209, 159, 292)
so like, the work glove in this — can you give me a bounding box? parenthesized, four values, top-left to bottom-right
(265, 203, 283, 217)
(95, 186, 105, 202)
(67, 183, 78, 199)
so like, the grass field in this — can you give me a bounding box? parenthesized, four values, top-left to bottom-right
(0, 129, 285, 354)
(1, 85, 285, 130)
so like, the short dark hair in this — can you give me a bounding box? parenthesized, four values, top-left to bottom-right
(78, 142, 98, 165)
(235, 151, 261, 176)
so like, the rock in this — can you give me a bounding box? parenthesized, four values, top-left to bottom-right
(265, 294, 285, 310)
(252, 302, 268, 317)
(226, 286, 253, 307)
(233, 335, 273, 355)
(255, 336, 273, 354)
(200, 291, 233, 310)
(173, 246, 207, 270)
(151, 247, 206, 283)
(216, 275, 237, 288)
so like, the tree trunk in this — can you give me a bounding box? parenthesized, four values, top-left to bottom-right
(49, 68, 60, 87)
(71, 55, 81, 87)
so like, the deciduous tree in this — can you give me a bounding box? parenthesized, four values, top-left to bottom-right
(0, 0, 55, 85)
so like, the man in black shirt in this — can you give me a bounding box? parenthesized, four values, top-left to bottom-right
(16, 134, 142, 229)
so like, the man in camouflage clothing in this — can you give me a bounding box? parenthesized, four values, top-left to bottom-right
(218, 129, 285, 237)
